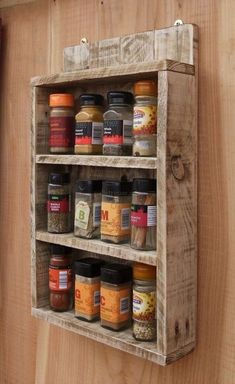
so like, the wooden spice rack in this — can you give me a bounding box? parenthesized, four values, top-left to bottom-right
(31, 23, 198, 365)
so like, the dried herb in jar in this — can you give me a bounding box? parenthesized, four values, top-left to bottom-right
(47, 173, 72, 233)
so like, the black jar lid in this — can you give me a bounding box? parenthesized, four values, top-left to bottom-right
(76, 180, 102, 194)
(48, 172, 70, 185)
(74, 258, 104, 277)
(107, 91, 134, 106)
(101, 263, 132, 284)
(51, 244, 71, 255)
(79, 94, 104, 107)
(132, 178, 156, 193)
(102, 180, 132, 196)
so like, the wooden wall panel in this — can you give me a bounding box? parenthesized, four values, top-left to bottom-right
(0, 0, 235, 383)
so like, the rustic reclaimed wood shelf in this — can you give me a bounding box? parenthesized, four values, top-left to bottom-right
(31, 23, 198, 365)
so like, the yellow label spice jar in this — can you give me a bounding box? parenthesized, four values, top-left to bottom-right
(100, 263, 132, 331)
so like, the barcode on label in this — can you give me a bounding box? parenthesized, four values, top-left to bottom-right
(121, 208, 130, 230)
(123, 120, 133, 144)
(59, 271, 68, 289)
(94, 291, 100, 306)
(93, 203, 101, 226)
(120, 297, 129, 314)
(147, 206, 156, 226)
(92, 122, 103, 144)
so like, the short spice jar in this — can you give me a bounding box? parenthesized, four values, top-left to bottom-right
(131, 179, 156, 250)
(101, 180, 132, 244)
(100, 263, 132, 331)
(49, 94, 75, 154)
(75, 94, 104, 155)
(49, 244, 73, 312)
(74, 258, 104, 322)
(47, 172, 72, 233)
(74, 180, 102, 239)
(132, 262, 156, 341)
(133, 80, 157, 157)
(103, 91, 134, 156)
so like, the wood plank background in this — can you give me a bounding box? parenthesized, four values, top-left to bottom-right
(0, 0, 234, 383)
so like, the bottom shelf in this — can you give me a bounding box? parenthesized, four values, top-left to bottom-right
(32, 306, 195, 365)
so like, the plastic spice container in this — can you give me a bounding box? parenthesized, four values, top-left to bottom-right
(103, 91, 134, 156)
(74, 180, 102, 239)
(133, 81, 157, 157)
(74, 258, 104, 322)
(101, 180, 132, 244)
(131, 179, 156, 250)
(132, 263, 156, 341)
(75, 94, 104, 155)
(49, 244, 73, 312)
(100, 263, 132, 331)
(49, 94, 75, 154)
(47, 172, 72, 233)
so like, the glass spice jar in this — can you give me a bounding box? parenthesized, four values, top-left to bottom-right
(49, 244, 73, 312)
(47, 172, 72, 233)
(100, 263, 132, 331)
(74, 180, 102, 239)
(49, 93, 75, 154)
(101, 180, 132, 244)
(103, 91, 134, 156)
(133, 80, 157, 157)
(75, 94, 104, 155)
(131, 178, 156, 251)
(74, 258, 104, 322)
(132, 262, 156, 341)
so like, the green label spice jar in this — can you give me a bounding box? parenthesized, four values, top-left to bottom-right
(132, 263, 156, 341)
(100, 263, 132, 331)
(74, 180, 102, 239)
(131, 178, 156, 250)
(47, 172, 72, 233)
(74, 258, 104, 321)
(49, 244, 73, 312)
(103, 91, 134, 156)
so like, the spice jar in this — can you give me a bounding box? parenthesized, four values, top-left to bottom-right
(75, 94, 104, 155)
(133, 263, 156, 341)
(74, 258, 104, 322)
(133, 80, 157, 157)
(101, 180, 132, 244)
(49, 244, 73, 312)
(131, 179, 156, 250)
(47, 172, 72, 233)
(103, 91, 134, 156)
(74, 180, 102, 239)
(49, 94, 75, 154)
(100, 263, 132, 331)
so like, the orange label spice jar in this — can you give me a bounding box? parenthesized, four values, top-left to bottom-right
(100, 263, 132, 331)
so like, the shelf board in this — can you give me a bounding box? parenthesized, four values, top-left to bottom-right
(36, 154, 157, 169)
(36, 230, 157, 266)
(32, 306, 195, 365)
(31, 60, 195, 87)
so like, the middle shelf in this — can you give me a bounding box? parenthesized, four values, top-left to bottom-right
(36, 230, 157, 266)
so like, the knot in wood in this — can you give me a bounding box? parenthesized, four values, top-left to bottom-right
(171, 155, 185, 181)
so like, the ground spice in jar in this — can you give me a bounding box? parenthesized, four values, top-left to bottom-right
(103, 91, 134, 156)
(74, 258, 104, 322)
(74, 180, 102, 239)
(75, 94, 104, 155)
(47, 172, 72, 233)
(101, 180, 132, 244)
(131, 179, 156, 250)
(49, 94, 75, 154)
(133, 81, 157, 157)
(49, 244, 73, 312)
(100, 263, 132, 331)
(132, 263, 156, 341)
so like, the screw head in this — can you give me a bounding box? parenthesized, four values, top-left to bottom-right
(80, 37, 88, 44)
(174, 19, 184, 26)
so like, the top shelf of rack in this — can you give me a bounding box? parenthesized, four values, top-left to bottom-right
(31, 60, 195, 88)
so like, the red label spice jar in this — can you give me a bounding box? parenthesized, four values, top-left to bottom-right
(49, 93, 75, 153)
(49, 244, 73, 312)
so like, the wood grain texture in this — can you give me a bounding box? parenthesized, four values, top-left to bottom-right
(0, 0, 235, 383)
